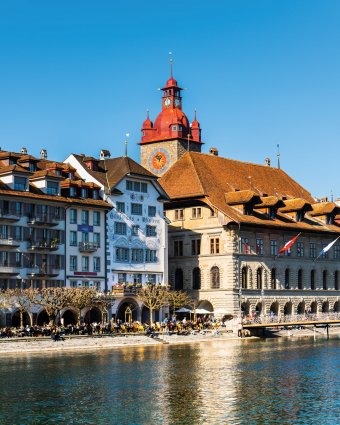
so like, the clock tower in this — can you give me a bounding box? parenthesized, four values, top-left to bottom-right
(139, 66, 203, 175)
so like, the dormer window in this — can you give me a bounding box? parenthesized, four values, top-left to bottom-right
(47, 181, 59, 195)
(269, 207, 276, 219)
(93, 190, 99, 200)
(81, 188, 87, 198)
(244, 205, 252, 215)
(55, 170, 62, 176)
(178, 125, 182, 131)
(14, 176, 27, 191)
(172, 125, 177, 131)
(296, 211, 304, 222)
(9, 159, 16, 165)
(29, 163, 35, 172)
(69, 172, 74, 179)
(69, 186, 75, 197)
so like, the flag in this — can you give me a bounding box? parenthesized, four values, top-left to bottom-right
(278, 233, 301, 255)
(315, 236, 340, 261)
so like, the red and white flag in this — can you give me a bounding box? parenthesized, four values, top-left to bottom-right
(278, 233, 301, 255)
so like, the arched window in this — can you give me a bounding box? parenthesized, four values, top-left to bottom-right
(241, 267, 248, 289)
(334, 271, 338, 290)
(323, 270, 327, 290)
(285, 269, 290, 289)
(211, 267, 220, 289)
(310, 270, 315, 290)
(192, 268, 201, 290)
(271, 268, 276, 289)
(256, 268, 262, 290)
(174, 268, 183, 290)
(298, 269, 303, 290)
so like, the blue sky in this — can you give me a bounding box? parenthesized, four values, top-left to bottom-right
(0, 0, 339, 200)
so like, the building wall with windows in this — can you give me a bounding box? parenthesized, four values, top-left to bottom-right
(161, 151, 340, 319)
(65, 206, 107, 291)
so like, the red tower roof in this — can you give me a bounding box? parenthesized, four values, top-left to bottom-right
(140, 70, 202, 145)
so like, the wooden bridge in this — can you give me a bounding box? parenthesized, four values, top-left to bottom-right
(242, 318, 340, 337)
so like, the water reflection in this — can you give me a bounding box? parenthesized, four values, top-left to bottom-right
(0, 338, 339, 424)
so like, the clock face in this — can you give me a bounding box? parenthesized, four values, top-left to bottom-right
(149, 148, 170, 174)
(164, 97, 171, 107)
(174, 98, 181, 108)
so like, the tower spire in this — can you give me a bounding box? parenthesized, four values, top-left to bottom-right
(169, 51, 173, 77)
(277, 144, 281, 169)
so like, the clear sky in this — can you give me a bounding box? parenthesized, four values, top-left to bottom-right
(0, 1, 339, 200)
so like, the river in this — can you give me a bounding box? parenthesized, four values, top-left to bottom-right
(0, 337, 339, 424)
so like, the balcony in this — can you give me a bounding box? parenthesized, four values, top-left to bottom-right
(27, 213, 61, 227)
(27, 241, 59, 252)
(0, 209, 21, 222)
(0, 238, 20, 249)
(111, 285, 140, 296)
(0, 264, 21, 277)
(78, 242, 98, 253)
(26, 267, 60, 278)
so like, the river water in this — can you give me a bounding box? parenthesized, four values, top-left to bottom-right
(0, 337, 339, 425)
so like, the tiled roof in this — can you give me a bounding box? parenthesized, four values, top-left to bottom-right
(254, 196, 284, 208)
(279, 198, 312, 213)
(310, 202, 340, 216)
(225, 190, 260, 205)
(73, 155, 157, 189)
(0, 187, 110, 208)
(30, 170, 65, 180)
(160, 152, 340, 234)
(0, 165, 32, 175)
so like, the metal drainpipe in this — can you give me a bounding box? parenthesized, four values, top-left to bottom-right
(104, 209, 108, 293)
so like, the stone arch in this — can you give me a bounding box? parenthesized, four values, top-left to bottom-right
(241, 266, 248, 289)
(116, 298, 140, 322)
(61, 309, 77, 325)
(310, 301, 318, 314)
(285, 268, 290, 289)
(297, 269, 303, 290)
(284, 301, 293, 316)
(210, 266, 220, 289)
(271, 268, 277, 289)
(241, 300, 250, 316)
(333, 301, 340, 312)
(197, 300, 214, 313)
(323, 270, 328, 290)
(256, 267, 263, 290)
(297, 301, 305, 315)
(84, 306, 102, 324)
(192, 267, 201, 290)
(255, 302, 263, 316)
(37, 310, 49, 326)
(174, 268, 184, 290)
(11, 310, 31, 328)
(270, 301, 280, 316)
(322, 301, 329, 313)
(334, 271, 339, 290)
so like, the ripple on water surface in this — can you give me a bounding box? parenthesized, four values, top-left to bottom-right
(0, 338, 339, 425)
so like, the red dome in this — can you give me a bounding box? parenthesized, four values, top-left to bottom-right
(154, 108, 189, 133)
(165, 76, 178, 87)
(142, 117, 153, 129)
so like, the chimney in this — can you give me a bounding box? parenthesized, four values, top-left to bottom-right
(21, 147, 27, 155)
(100, 150, 111, 160)
(40, 149, 47, 160)
(265, 157, 271, 166)
(209, 147, 219, 156)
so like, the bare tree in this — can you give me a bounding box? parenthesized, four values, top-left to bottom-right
(70, 287, 98, 324)
(166, 290, 193, 318)
(94, 293, 116, 323)
(6, 288, 38, 328)
(136, 284, 168, 326)
(28, 287, 73, 325)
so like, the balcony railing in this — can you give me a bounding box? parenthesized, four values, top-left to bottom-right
(0, 238, 20, 248)
(0, 264, 22, 276)
(0, 209, 21, 222)
(242, 312, 340, 325)
(26, 267, 61, 278)
(78, 242, 98, 252)
(27, 214, 61, 226)
(27, 241, 59, 251)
